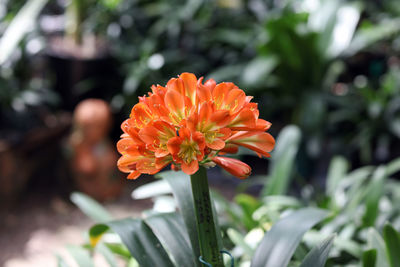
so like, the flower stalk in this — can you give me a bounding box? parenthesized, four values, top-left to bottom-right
(190, 166, 224, 267)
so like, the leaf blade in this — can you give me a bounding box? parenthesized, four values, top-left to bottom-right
(251, 207, 329, 267)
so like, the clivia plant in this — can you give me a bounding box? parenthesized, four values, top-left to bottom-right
(66, 74, 335, 267)
(117, 72, 275, 266)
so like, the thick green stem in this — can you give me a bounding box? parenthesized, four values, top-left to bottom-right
(190, 167, 224, 267)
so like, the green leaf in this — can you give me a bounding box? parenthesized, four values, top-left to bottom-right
(156, 171, 201, 265)
(227, 228, 255, 257)
(383, 224, 400, 267)
(241, 56, 277, 87)
(326, 156, 349, 197)
(107, 218, 174, 267)
(100, 0, 121, 9)
(56, 254, 70, 267)
(235, 194, 262, 230)
(89, 224, 110, 247)
(299, 235, 335, 267)
(0, 0, 48, 65)
(362, 249, 377, 267)
(263, 125, 301, 196)
(70, 192, 113, 223)
(387, 158, 400, 177)
(131, 180, 172, 199)
(347, 18, 400, 56)
(145, 213, 196, 267)
(367, 228, 390, 267)
(105, 243, 131, 259)
(97, 243, 118, 267)
(363, 167, 387, 227)
(66, 245, 94, 267)
(251, 208, 329, 267)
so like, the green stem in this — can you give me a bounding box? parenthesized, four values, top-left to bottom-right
(190, 166, 224, 267)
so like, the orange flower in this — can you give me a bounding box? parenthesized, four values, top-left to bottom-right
(117, 73, 275, 179)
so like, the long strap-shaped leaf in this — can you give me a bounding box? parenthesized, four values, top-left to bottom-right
(299, 235, 335, 267)
(251, 207, 329, 267)
(108, 218, 174, 267)
(157, 171, 201, 266)
(0, 0, 48, 65)
(383, 224, 400, 267)
(145, 213, 196, 267)
(263, 125, 301, 196)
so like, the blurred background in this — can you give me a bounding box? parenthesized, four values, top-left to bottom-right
(1, 0, 400, 265)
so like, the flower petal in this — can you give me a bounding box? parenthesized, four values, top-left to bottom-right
(181, 160, 199, 175)
(212, 157, 251, 179)
(228, 109, 257, 130)
(229, 131, 275, 157)
(165, 89, 185, 118)
(127, 171, 141, 179)
(180, 72, 197, 104)
(167, 137, 183, 155)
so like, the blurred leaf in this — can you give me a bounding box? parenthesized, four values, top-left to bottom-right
(56, 254, 70, 267)
(89, 224, 110, 247)
(227, 228, 255, 257)
(145, 213, 196, 267)
(131, 180, 172, 200)
(0, 0, 48, 65)
(156, 171, 201, 265)
(105, 243, 131, 259)
(100, 0, 121, 9)
(363, 166, 387, 227)
(383, 224, 400, 267)
(326, 156, 349, 197)
(206, 64, 244, 83)
(299, 234, 335, 267)
(363, 249, 377, 267)
(108, 218, 174, 267)
(97, 243, 118, 267)
(263, 125, 301, 196)
(303, 230, 362, 258)
(241, 56, 277, 87)
(70, 192, 113, 223)
(251, 207, 329, 267)
(367, 228, 390, 267)
(346, 18, 400, 56)
(387, 158, 400, 177)
(66, 245, 94, 267)
(235, 194, 262, 230)
(128, 258, 139, 267)
(325, 3, 360, 57)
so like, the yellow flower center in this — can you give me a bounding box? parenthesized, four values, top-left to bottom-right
(178, 140, 199, 164)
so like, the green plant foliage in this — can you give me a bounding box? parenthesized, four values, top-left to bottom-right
(156, 171, 201, 265)
(145, 213, 196, 267)
(383, 224, 400, 267)
(0, 0, 48, 65)
(299, 235, 335, 267)
(70, 192, 113, 223)
(96, 243, 118, 267)
(66, 245, 94, 267)
(263, 125, 301, 196)
(251, 208, 329, 267)
(362, 249, 377, 267)
(367, 228, 390, 267)
(108, 218, 174, 267)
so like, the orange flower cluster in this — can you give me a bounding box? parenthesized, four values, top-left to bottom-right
(117, 73, 275, 179)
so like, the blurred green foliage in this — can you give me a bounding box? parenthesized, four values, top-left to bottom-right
(1, 0, 400, 170)
(65, 125, 400, 267)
